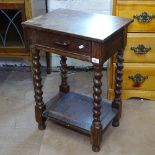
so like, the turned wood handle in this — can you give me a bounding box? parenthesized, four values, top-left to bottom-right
(133, 12, 155, 23)
(130, 44, 151, 54)
(128, 74, 148, 85)
(54, 41, 70, 47)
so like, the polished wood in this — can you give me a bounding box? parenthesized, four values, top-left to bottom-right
(91, 64, 103, 152)
(34, 30, 92, 57)
(112, 63, 155, 90)
(43, 92, 117, 134)
(121, 33, 155, 63)
(32, 47, 46, 130)
(25, 0, 32, 19)
(45, 0, 52, 74)
(23, 9, 131, 42)
(108, 89, 155, 100)
(22, 9, 132, 152)
(59, 56, 70, 93)
(112, 48, 124, 127)
(45, 53, 51, 74)
(108, 0, 155, 100)
(116, 0, 155, 32)
(112, 0, 117, 15)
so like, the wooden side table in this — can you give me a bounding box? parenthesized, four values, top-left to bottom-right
(22, 9, 132, 152)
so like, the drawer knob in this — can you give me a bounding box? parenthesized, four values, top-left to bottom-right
(128, 74, 148, 85)
(133, 12, 155, 23)
(131, 44, 151, 54)
(54, 41, 70, 47)
(79, 44, 84, 49)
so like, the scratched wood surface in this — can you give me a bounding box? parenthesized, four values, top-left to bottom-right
(22, 9, 132, 41)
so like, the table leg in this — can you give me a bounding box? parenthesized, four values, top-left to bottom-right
(45, 0, 52, 74)
(112, 48, 124, 127)
(59, 56, 70, 93)
(46, 53, 51, 74)
(32, 47, 46, 130)
(91, 64, 103, 152)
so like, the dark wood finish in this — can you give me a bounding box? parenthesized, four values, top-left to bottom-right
(91, 64, 103, 152)
(32, 47, 46, 130)
(43, 92, 117, 134)
(35, 31, 92, 57)
(45, 0, 51, 74)
(22, 9, 132, 42)
(45, 52, 51, 74)
(112, 48, 124, 127)
(59, 56, 70, 93)
(22, 9, 133, 152)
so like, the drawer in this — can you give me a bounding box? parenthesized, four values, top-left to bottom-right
(112, 63, 155, 90)
(116, 1, 155, 32)
(123, 33, 155, 63)
(36, 31, 92, 56)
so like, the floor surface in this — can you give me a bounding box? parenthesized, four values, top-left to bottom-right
(0, 69, 154, 155)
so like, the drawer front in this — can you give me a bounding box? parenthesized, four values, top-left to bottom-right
(36, 31, 92, 56)
(116, 1, 155, 32)
(112, 63, 155, 90)
(123, 33, 155, 62)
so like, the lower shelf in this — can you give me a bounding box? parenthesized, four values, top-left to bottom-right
(43, 92, 117, 135)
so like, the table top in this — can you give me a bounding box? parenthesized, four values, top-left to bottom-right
(22, 9, 132, 42)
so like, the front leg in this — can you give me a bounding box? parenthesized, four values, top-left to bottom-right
(32, 47, 46, 130)
(112, 48, 124, 127)
(91, 64, 103, 152)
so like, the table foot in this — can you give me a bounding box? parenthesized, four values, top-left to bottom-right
(35, 105, 46, 130)
(59, 86, 69, 93)
(91, 124, 102, 152)
(38, 123, 46, 130)
(112, 118, 120, 127)
(92, 145, 100, 152)
(46, 68, 51, 74)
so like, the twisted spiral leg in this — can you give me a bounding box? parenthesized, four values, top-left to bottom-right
(59, 56, 70, 93)
(32, 48, 46, 130)
(91, 64, 103, 152)
(112, 48, 124, 127)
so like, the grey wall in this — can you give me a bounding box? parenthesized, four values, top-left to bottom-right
(48, 0, 112, 14)
(31, 0, 46, 17)
(31, 0, 113, 67)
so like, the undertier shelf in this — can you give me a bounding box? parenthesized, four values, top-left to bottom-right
(43, 92, 118, 135)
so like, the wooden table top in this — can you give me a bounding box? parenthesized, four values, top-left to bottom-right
(22, 9, 132, 42)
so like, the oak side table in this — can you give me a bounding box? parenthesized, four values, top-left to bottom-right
(22, 9, 132, 152)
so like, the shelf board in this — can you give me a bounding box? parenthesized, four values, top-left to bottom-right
(43, 92, 117, 135)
